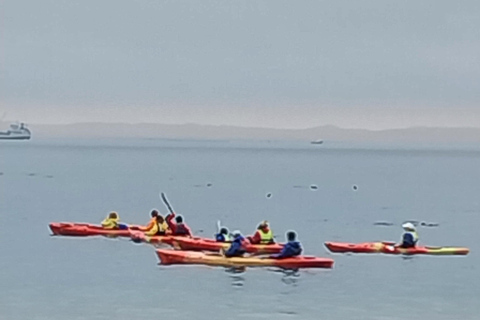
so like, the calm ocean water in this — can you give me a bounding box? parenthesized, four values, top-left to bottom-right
(1, 138, 479, 320)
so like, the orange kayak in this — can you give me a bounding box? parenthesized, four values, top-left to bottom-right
(324, 241, 470, 256)
(156, 249, 334, 269)
(49, 222, 143, 237)
(170, 237, 284, 254)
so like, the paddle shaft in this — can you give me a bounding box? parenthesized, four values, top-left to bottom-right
(160, 192, 175, 214)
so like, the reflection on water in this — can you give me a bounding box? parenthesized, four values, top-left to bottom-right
(268, 268, 301, 286)
(225, 267, 246, 287)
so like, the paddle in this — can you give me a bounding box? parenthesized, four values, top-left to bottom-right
(160, 192, 175, 214)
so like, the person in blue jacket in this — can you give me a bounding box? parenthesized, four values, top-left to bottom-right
(270, 231, 302, 259)
(215, 227, 231, 242)
(398, 222, 419, 248)
(224, 230, 246, 257)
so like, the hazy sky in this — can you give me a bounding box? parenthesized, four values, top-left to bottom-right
(2, 1, 479, 129)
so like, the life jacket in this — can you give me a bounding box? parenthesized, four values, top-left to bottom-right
(156, 221, 169, 235)
(145, 219, 159, 236)
(406, 231, 419, 244)
(101, 217, 119, 229)
(216, 233, 231, 242)
(259, 229, 274, 243)
(174, 223, 189, 236)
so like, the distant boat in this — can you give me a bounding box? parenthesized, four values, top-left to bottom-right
(0, 122, 31, 140)
(310, 139, 324, 145)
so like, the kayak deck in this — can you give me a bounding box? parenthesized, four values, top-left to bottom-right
(49, 222, 142, 237)
(171, 237, 284, 254)
(324, 241, 470, 255)
(156, 249, 334, 269)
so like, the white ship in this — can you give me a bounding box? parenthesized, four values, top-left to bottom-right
(0, 122, 31, 140)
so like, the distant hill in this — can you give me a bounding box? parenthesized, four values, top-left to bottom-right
(29, 122, 480, 143)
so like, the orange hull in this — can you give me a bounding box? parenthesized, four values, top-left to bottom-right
(49, 222, 142, 237)
(156, 249, 334, 269)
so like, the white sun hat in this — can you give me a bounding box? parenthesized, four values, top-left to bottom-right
(402, 222, 416, 231)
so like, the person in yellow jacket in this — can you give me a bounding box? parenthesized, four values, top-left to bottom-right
(101, 212, 120, 229)
(247, 220, 275, 244)
(142, 209, 171, 236)
(145, 214, 171, 236)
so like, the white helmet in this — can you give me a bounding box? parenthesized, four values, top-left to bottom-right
(231, 230, 242, 237)
(402, 222, 416, 231)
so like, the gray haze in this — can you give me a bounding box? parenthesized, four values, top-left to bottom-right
(2, 1, 480, 129)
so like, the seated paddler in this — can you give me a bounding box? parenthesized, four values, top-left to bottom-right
(270, 231, 302, 259)
(215, 226, 231, 242)
(145, 214, 171, 236)
(224, 230, 247, 257)
(247, 220, 275, 244)
(101, 212, 127, 229)
(398, 222, 419, 248)
(166, 212, 192, 236)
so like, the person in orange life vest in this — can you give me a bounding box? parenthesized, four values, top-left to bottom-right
(166, 212, 192, 236)
(144, 213, 171, 236)
(141, 209, 160, 233)
(247, 220, 275, 244)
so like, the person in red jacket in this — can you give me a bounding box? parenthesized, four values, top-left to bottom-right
(247, 220, 275, 244)
(166, 212, 192, 236)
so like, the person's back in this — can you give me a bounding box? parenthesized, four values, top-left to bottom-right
(270, 231, 302, 259)
(215, 227, 231, 242)
(101, 212, 120, 229)
(224, 231, 246, 257)
(399, 222, 419, 248)
(166, 213, 192, 236)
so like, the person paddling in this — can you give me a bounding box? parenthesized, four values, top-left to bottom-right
(398, 222, 419, 248)
(166, 212, 192, 236)
(145, 214, 171, 236)
(270, 231, 302, 259)
(215, 227, 231, 242)
(101, 212, 128, 230)
(141, 209, 160, 234)
(247, 220, 275, 244)
(224, 230, 247, 257)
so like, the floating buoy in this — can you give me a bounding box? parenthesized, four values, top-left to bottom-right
(310, 184, 318, 190)
(352, 185, 358, 191)
(266, 193, 272, 199)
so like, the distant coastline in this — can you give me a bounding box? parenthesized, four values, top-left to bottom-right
(27, 122, 480, 143)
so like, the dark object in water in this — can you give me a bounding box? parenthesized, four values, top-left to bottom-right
(266, 193, 272, 199)
(374, 221, 394, 226)
(420, 221, 439, 227)
(352, 185, 358, 191)
(206, 183, 212, 187)
(310, 184, 318, 190)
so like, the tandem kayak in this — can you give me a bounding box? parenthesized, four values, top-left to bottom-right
(49, 222, 143, 237)
(170, 237, 284, 254)
(324, 241, 470, 256)
(156, 249, 334, 269)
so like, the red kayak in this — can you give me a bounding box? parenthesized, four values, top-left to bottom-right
(156, 249, 334, 269)
(170, 237, 284, 254)
(324, 241, 470, 256)
(49, 222, 143, 237)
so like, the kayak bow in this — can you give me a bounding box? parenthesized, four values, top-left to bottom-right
(49, 222, 142, 237)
